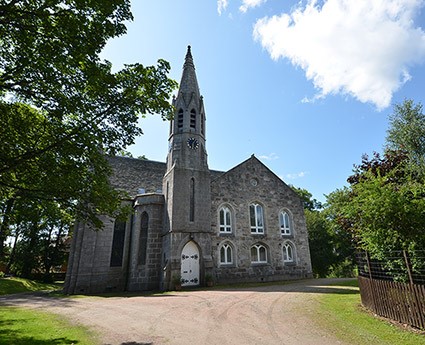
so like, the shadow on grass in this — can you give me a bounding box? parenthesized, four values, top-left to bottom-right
(0, 325, 80, 345)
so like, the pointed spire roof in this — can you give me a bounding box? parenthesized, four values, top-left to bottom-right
(178, 45, 200, 100)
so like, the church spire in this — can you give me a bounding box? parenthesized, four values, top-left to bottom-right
(167, 46, 207, 170)
(178, 45, 200, 100)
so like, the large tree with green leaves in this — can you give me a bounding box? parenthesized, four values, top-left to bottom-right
(0, 1, 177, 263)
(326, 100, 425, 263)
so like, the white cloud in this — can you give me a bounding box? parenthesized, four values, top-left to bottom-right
(285, 171, 307, 180)
(217, 0, 229, 15)
(253, 0, 425, 110)
(240, 0, 267, 13)
(259, 152, 279, 160)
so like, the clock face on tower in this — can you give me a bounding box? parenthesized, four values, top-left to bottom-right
(187, 137, 199, 150)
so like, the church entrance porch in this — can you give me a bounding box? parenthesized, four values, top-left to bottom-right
(181, 241, 200, 286)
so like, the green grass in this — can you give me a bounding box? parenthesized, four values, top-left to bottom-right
(0, 306, 97, 345)
(0, 277, 62, 295)
(0, 277, 96, 344)
(315, 279, 425, 345)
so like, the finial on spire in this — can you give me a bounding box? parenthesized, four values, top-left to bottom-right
(184, 45, 194, 69)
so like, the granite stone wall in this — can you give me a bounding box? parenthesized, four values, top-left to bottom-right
(210, 155, 312, 284)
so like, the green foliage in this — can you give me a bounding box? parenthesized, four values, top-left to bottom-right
(291, 186, 323, 210)
(386, 99, 425, 167)
(0, 277, 61, 295)
(326, 99, 425, 266)
(305, 209, 335, 277)
(0, 306, 96, 345)
(292, 185, 356, 278)
(0, 1, 177, 264)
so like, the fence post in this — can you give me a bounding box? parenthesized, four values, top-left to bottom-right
(403, 250, 414, 285)
(403, 250, 425, 328)
(365, 251, 377, 311)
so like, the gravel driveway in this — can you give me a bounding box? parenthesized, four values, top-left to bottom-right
(0, 278, 355, 345)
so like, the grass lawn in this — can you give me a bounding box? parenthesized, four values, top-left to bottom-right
(315, 279, 425, 345)
(0, 277, 62, 295)
(0, 306, 97, 345)
(0, 277, 97, 344)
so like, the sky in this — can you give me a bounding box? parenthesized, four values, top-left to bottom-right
(101, 0, 425, 203)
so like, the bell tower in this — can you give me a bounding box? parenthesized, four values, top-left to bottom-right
(166, 45, 207, 171)
(162, 46, 212, 288)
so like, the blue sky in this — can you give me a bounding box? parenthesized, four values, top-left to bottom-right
(101, 0, 425, 203)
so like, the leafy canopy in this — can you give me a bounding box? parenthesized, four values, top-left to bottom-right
(326, 100, 425, 260)
(0, 1, 177, 263)
(0, 0, 177, 214)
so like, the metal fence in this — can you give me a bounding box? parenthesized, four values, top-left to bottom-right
(356, 251, 425, 329)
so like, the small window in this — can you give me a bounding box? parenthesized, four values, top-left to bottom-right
(190, 109, 196, 129)
(219, 207, 232, 233)
(251, 244, 267, 264)
(250, 203, 264, 234)
(283, 242, 295, 263)
(201, 113, 205, 135)
(279, 211, 291, 235)
(177, 109, 183, 129)
(220, 243, 233, 265)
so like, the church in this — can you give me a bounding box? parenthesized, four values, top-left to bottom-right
(64, 47, 312, 294)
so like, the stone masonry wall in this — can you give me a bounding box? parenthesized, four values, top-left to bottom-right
(127, 194, 164, 291)
(210, 156, 312, 284)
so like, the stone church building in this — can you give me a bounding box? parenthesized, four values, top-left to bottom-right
(64, 47, 312, 294)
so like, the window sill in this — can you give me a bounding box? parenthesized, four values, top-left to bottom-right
(251, 262, 269, 266)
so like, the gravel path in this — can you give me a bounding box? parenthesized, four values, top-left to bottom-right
(0, 278, 355, 345)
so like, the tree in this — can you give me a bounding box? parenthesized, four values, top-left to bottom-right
(8, 199, 71, 281)
(0, 1, 177, 264)
(292, 186, 355, 277)
(291, 186, 322, 211)
(326, 100, 425, 265)
(386, 99, 425, 168)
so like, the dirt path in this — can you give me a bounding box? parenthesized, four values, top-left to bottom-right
(0, 278, 355, 345)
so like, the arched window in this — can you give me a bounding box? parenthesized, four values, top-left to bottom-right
(177, 109, 183, 129)
(279, 211, 292, 235)
(220, 243, 233, 265)
(110, 220, 126, 267)
(251, 244, 267, 263)
(250, 203, 264, 234)
(283, 242, 295, 263)
(219, 206, 232, 233)
(190, 109, 196, 129)
(138, 212, 149, 265)
(189, 178, 195, 222)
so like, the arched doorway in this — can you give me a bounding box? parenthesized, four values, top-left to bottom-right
(181, 241, 200, 286)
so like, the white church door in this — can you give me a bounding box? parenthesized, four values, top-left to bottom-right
(181, 241, 200, 286)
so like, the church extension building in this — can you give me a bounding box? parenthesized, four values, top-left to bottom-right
(64, 47, 312, 294)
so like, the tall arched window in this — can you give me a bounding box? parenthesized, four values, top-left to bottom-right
(177, 109, 183, 129)
(138, 212, 149, 265)
(190, 109, 196, 129)
(219, 206, 232, 233)
(220, 243, 233, 265)
(279, 211, 292, 235)
(283, 242, 295, 263)
(189, 178, 195, 222)
(251, 244, 267, 263)
(110, 220, 126, 267)
(250, 203, 264, 234)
